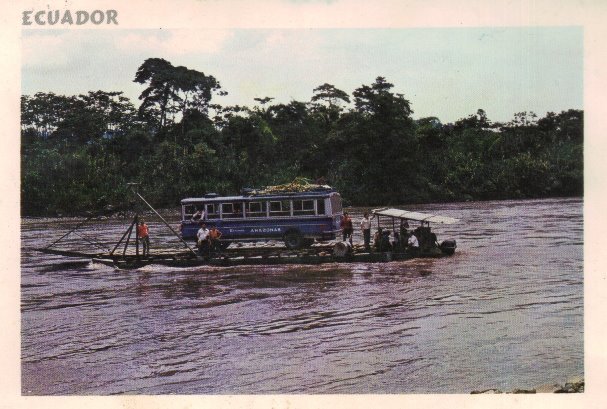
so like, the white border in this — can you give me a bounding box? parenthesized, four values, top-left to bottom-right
(3, 1, 606, 408)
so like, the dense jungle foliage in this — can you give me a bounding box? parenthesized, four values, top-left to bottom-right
(21, 58, 583, 215)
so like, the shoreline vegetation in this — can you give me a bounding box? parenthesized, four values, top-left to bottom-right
(19, 196, 582, 221)
(21, 58, 582, 217)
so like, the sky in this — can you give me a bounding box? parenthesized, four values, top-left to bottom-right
(21, 27, 582, 123)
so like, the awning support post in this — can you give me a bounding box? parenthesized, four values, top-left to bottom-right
(135, 214, 140, 258)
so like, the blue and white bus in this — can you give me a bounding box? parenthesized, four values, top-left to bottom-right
(180, 189, 343, 249)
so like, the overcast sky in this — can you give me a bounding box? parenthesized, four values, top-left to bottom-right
(21, 27, 582, 123)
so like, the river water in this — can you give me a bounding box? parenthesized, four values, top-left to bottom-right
(21, 197, 583, 394)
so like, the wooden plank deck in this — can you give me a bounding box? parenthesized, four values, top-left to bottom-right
(40, 242, 450, 269)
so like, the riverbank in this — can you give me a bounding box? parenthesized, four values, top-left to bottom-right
(471, 376, 584, 394)
(21, 195, 583, 220)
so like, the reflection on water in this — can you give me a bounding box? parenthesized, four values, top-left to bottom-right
(21, 197, 583, 394)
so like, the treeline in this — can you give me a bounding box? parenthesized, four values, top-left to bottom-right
(21, 58, 583, 216)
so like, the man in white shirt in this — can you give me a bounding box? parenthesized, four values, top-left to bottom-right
(197, 223, 210, 256)
(360, 212, 372, 250)
(407, 233, 419, 256)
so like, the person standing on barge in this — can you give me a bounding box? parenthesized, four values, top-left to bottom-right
(360, 212, 372, 250)
(137, 219, 150, 257)
(209, 226, 223, 254)
(400, 219, 409, 239)
(341, 212, 353, 245)
(197, 223, 210, 257)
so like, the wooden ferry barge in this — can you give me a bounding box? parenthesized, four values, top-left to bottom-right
(37, 185, 459, 269)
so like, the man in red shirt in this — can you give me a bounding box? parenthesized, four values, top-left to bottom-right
(340, 212, 353, 245)
(137, 219, 150, 256)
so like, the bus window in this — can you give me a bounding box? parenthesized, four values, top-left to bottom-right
(316, 199, 326, 216)
(206, 203, 219, 219)
(222, 202, 243, 218)
(191, 205, 205, 221)
(184, 204, 196, 218)
(234, 202, 243, 217)
(246, 201, 267, 218)
(293, 199, 315, 216)
(330, 194, 342, 214)
(269, 200, 291, 216)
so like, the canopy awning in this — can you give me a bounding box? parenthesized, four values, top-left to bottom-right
(371, 207, 460, 225)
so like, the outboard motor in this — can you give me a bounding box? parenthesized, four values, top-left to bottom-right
(440, 239, 457, 255)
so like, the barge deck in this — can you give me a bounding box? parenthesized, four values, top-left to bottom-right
(39, 242, 448, 269)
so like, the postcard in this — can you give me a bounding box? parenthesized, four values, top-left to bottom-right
(3, 0, 606, 408)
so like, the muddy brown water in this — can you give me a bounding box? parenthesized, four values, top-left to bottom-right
(21, 197, 583, 394)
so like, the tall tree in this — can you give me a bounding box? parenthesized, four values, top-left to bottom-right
(134, 58, 180, 130)
(134, 58, 225, 131)
(352, 76, 412, 118)
(310, 83, 350, 127)
(328, 77, 418, 204)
